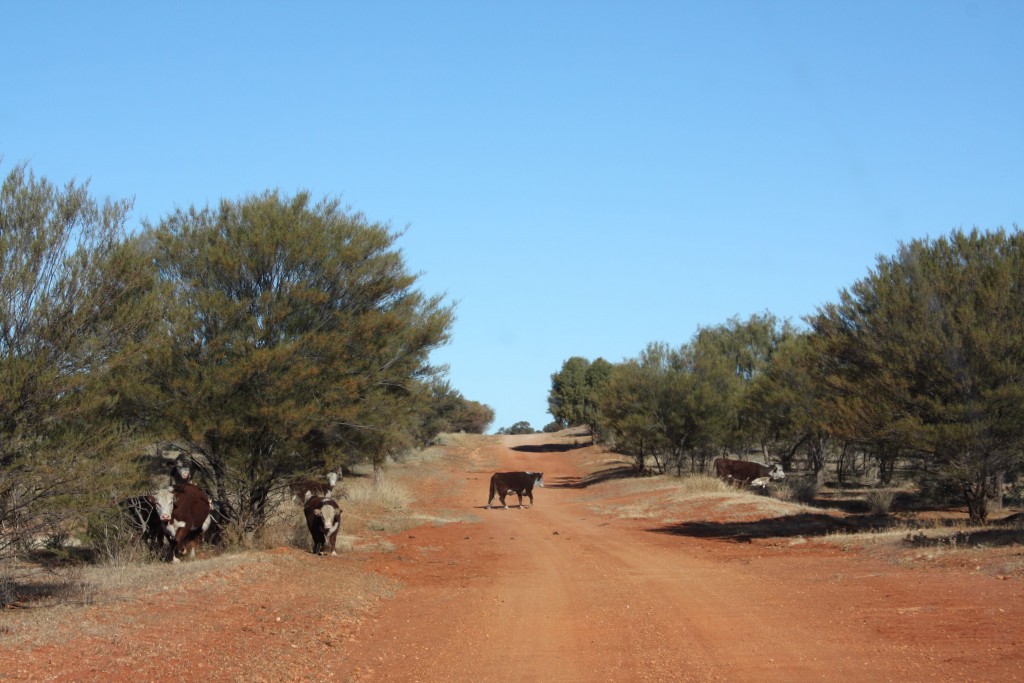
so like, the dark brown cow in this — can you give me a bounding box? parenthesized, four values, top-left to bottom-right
(487, 471, 544, 509)
(152, 484, 212, 562)
(713, 457, 785, 488)
(303, 494, 341, 556)
(290, 471, 342, 504)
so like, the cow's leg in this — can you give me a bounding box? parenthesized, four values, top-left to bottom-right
(527, 491, 534, 507)
(516, 491, 524, 508)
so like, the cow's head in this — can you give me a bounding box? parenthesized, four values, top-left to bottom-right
(313, 503, 340, 536)
(152, 488, 175, 523)
(171, 456, 191, 483)
(327, 471, 340, 489)
(768, 464, 785, 480)
(532, 472, 545, 487)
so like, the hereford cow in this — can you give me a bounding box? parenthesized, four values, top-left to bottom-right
(713, 457, 785, 488)
(487, 471, 544, 509)
(169, 455, 192, 486)
(152, 484, 212, 562)
(117, 494, 170, 551)
(290, 470, 342, 504)
(303, 494, 341, 556)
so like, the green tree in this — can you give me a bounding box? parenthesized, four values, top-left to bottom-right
(548, 357, 591, 428)
(415, 380, 494, 442)
(809, 228, 1024, 522)
(0, 162, 151, 565)
(744, 331, 831, 480)
(548, 356, 612, 437)
(124, 191, 453, 533)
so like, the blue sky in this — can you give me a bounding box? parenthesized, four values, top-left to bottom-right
(4, 2, 1022, 432)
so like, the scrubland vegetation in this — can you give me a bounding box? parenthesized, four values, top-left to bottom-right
(548, 227, 1024, 525)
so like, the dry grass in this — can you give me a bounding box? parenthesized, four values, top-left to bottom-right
(580, 470, 813, 522)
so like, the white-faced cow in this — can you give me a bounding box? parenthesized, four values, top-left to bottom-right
(117, 494, 171, 551)
(713, 457, 785, 488)
(303, 493, 341, 556)
(152, 484, 212, 562)
(290, 470, 342, 505)
(487, 471, 544, 509)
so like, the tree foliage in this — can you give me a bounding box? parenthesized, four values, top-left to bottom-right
(122, 191, 454, 531)
(809, 228, 1024, 521)
(547, 356, 612, 436)
(0, 162, 152, 559)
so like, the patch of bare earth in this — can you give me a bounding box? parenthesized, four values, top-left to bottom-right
(2, 429, 1023, 682)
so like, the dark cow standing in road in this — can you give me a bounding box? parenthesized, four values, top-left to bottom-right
(303, 493, 341, 556)
(153, 483, 212, 562)
(487, 471, 544, 509)
(290, 470, 342, 504)
(713, 457, 785, 488)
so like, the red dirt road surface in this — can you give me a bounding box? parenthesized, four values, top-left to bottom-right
(3, 431, 1023, 682)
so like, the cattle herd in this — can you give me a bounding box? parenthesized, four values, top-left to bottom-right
(116, 451, 785, 562)
(117, 455, 345, 562)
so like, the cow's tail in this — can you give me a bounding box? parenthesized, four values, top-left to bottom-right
(487, 474, 496, 508)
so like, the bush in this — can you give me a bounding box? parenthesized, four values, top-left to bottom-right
(866, 489, 896, 516)
(776, 478, 819, 504)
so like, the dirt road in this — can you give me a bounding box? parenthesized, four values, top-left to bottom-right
(345, 433, 1024, 682)
(3, 431, 1023, 682)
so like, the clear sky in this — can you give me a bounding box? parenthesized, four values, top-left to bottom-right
(4, 2, 1022, 432)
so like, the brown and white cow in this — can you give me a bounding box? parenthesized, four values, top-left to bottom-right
(713, 457, 785, 488)
(152, 484, 212, 562)
(303, 494, 341, 556)
(290, 470, 342, 504)
(487, 471, 544, 509)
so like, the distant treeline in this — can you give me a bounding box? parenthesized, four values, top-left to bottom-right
(0, 161, 493, 557)
(548, 226, 1024, 523)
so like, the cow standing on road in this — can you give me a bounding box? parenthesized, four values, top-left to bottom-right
(487, 471, 544, 509)
(713, 457, 785, 488)
(303, 493, 341, 556)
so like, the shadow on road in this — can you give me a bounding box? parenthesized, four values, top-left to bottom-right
(511, 441, 590, 453)
(648, 513, 901, 542)
(548, 465, 643, 489)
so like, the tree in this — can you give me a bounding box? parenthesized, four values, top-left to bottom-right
(497, 421, 535, 435)
(743, 330, 850, 487)
(0, 162, 152, 565)
(415, 380, 494, 442)
(548, 357, 591, 428)
(548, 356, 612, 437)
(808, 228, 1024, 522)
(123, 191, 453, 533)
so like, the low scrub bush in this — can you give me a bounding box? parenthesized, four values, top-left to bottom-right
(866, 489, 896, 515)
(775, 478, 819, 504)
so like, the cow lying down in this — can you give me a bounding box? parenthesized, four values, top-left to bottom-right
(304, 493, 341, 556)
(487, 471, 544, 509)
